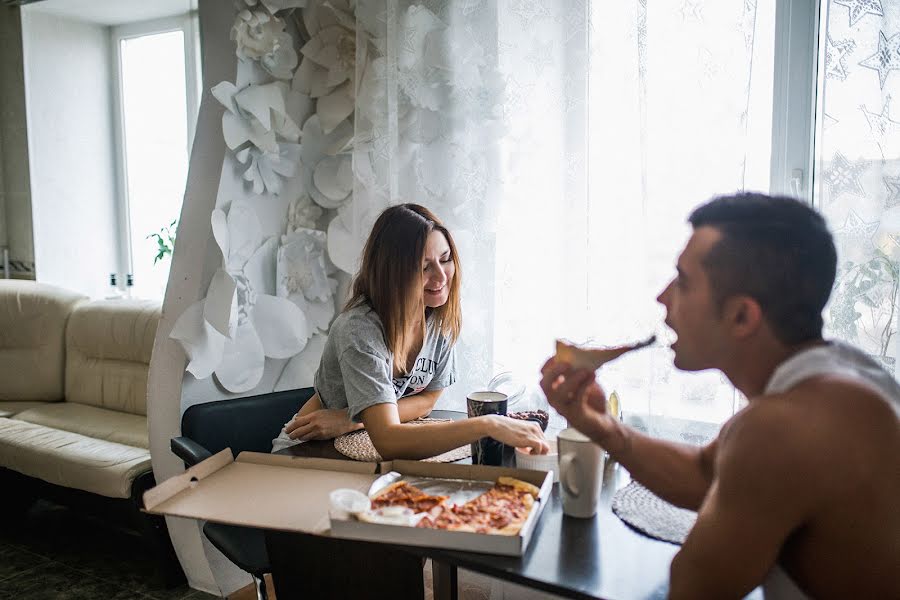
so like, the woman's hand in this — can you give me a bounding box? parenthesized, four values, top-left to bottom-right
(285, 408, 363, 441)
(483, 415, 550, 455)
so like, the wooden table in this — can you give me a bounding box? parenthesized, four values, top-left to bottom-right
(270, 410, 679, 599)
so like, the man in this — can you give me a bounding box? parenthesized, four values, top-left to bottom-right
(542, 193, 900, 599)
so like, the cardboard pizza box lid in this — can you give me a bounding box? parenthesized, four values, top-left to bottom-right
(143, 449, 379, 535)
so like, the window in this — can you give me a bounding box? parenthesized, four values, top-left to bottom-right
(489, 1, 820, 434)
(113, 16, 200, 300)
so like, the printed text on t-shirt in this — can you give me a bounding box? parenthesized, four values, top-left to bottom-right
(392, 357, 438, 396)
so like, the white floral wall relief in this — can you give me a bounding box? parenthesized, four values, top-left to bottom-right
(170, 0, 363, 393)
(170, 0, 512, 397)
(170, 202, 312, 392)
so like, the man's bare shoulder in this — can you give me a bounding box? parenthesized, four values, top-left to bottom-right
(719, 376, 897, 492)
(760, 376, 896, 441)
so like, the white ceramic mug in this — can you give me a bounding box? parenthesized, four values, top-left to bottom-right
(558, 427, 604, 518)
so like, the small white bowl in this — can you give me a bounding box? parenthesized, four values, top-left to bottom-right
(515, 440, 558, 483)
(329, 488, 371, 519)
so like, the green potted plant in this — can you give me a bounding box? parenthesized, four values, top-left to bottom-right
(147, 219, 177, 265)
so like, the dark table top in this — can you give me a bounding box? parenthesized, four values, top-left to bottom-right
(280, 410, 678, 600)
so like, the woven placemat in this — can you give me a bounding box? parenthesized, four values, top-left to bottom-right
(334, 418, 472, 463)
(611, 481, 697, 544)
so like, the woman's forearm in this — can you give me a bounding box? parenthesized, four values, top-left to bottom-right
(396, 390, 441, 422)
(362, 403, 548, 460)
(297, 393, 322, 417)
(371, 419, 490, 460)
(362, 403, 490, 460)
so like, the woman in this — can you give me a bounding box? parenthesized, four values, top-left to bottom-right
(273, 203, 548, 459)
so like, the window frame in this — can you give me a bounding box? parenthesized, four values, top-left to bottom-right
(770, 0, 822, 203)
(110, 14, 201, 288)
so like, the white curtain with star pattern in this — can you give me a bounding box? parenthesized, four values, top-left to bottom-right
(817, 0, 900, 375)
(352, 0, 776, 439)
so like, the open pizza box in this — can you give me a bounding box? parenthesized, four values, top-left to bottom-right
(143, 450, 553, 556)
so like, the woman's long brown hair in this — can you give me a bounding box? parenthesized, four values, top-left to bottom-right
(345, 204, 462, 373)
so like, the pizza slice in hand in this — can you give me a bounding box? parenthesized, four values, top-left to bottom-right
(555, 335, 655, 371)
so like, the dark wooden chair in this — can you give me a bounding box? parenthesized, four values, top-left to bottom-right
(170, 387, 314, 600)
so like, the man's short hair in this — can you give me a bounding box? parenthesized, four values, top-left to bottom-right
(688, 193, 837, 345)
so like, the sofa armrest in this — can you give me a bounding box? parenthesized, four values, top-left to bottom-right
(171, 436, 213, 467)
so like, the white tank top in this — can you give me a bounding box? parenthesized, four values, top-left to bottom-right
(761, 340, 900, 600)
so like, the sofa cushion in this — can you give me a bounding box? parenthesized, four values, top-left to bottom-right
(13, 403, 148, 449)
(66, 299, 160, 416)
(0, 418, 151, 499)
(0, 402, 55, 419)
(0, 281, 86, 401)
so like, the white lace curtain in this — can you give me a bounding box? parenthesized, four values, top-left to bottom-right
(817, 0, 900, 375)
(348, 0, 768, 431)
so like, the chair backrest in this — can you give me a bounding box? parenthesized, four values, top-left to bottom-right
(181, 388, 315, 456)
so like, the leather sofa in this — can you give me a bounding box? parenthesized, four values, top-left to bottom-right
(0, 280, 182, 585)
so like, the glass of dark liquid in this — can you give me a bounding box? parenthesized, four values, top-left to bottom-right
(466, 391, 509, 465)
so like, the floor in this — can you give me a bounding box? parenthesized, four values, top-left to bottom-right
(0, 499, 219, 600)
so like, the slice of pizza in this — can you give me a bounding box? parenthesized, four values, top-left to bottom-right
(370, 481, 448, 515)
(496, 476, 540, 499)
(555, 335, 656, 371)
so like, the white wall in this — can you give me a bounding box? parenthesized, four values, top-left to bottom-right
(22, 10, 119, 298)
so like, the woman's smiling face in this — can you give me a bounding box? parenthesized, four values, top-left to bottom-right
(422, 230, 454, 308)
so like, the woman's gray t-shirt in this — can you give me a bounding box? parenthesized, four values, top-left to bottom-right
(314, 304, 457, 422)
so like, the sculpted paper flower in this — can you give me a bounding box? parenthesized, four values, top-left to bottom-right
(212, 81, 277, 152)
(294, 0, 362, 100)
(286, 194, 324, 232)
(170, 201, 310, 392)
(299, 114, 354, 209)
(232, 9, 298, 80)
(212, 80, 303, 163)
(277, 227, 338, 332)
(235, 143, 301, 196)
(259, 33, 299, 80)
(326, 202, 361, 274)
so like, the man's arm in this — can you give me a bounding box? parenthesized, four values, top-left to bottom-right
(542, 361, 715, 509)
(669, 407, 814, 599)
(600, 422, 717, 510)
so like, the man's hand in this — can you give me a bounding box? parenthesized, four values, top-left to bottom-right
(285, 408, 363, 441)
(540, 357, 621, 450)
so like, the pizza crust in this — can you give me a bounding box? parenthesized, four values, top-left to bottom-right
(497, 476, 540, 499)
(496, 522, 524, 536)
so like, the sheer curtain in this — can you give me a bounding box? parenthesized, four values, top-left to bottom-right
(353, 1, 775, 436)
(815, 0, 900, 374)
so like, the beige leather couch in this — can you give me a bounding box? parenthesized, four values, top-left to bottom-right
(0, 280, 159, 498)
(0, 280, 182, 585)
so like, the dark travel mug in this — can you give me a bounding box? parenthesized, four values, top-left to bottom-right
(467, 391, 509, 466)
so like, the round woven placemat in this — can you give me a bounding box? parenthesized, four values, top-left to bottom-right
(334, 418, 472, 463)
(611, 481, 697, 544)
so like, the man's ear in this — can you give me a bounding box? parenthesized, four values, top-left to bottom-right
(723, 295, 763, 338)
